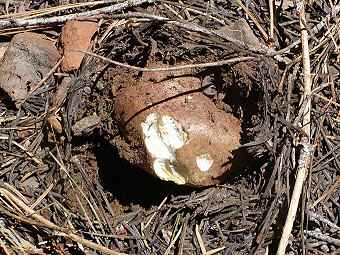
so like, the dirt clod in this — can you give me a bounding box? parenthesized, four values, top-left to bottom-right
(60, 20, 97, 72)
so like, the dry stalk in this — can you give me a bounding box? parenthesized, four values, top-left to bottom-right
(0, 1, 112, 20)
(164, 225, 183, 255)
(276, 2, 313, 255)
(236, 0, 269, 42)
(195, 224, 207, 254)
(311, 176, 340, 208)
(194, 224, 225, 255)
(0, 135, 43, 165)
(0, 0, 158, 30)
(0, 239, 11, 255)
(82, 50, 255, 71)
(271, 3, 340, 56)
(269, 0, 274, 40)
(0, 185, 126, 255)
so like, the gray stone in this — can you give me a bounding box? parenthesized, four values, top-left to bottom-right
(0, 32, 60, 107)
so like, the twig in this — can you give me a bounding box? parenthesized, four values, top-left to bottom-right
(177, 0, 191, 19)
(311, 177, 340, 208)
(164, 226, 183, 255)
(0, 185, 126, 255)
(313, 93, 340, 108)
(236, 0, 269, 42)
(17, 56, 64, 110)
(0, 239, 11, 255)
(172, 2, 224, 24)
(30, 57, 64, 95)
(0, 1, 114, 20)
(163, 3, 184, 20)
(194, 224, 225, 255)
(49, 152, 105, 232)
(143, 196, 167, 229)
(82, 50, 255, 71)
(195, 225, 207, 254)
(30, 183, 54, 210)
(0, 135, 43, 165)
(307, 210, 340, 232)
(269, 0, 274, 40)
(0, 0, 158, 29)
(163, 0, 226, 25)
(270, 3, 340, 56)
(206, 246, 226, 255)
(305, 231, 340, 246)
(276, 2, 313, 254)
(107, 11, 262, 51)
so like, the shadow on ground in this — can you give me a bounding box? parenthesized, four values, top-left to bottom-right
(94, 138, 197, 208)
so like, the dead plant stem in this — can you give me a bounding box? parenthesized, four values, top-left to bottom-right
(0, 186, 126, 255)
(82, 50, 254, 71)
(270, 3, 340, 56)
(269, 0, 274, 39)
(276, 2, 313, 254)
(0, 0, 158, 29)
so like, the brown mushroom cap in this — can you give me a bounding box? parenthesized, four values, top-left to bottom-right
(114, 75, 242, 186)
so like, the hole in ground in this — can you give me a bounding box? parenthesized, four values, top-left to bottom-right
(93, 137, 198, 208)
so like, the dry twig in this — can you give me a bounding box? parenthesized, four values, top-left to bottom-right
(0, 0, 158, 29)
(276, 2, 314, 254)
(82, 50, 255, 71)
(0, 184, 126, 255)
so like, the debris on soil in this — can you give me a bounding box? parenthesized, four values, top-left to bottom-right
(114, 72, 243, 186)
(48, 76, 72, 134)
(47, 115, 63, 134)
(60, 20, 97, 72)
(72, 112, 101, 136)
(217, 18, 265, 52)
(0, 1, 339, 255)
(51, 76, 72, 109)
(0, 32, 60, 107)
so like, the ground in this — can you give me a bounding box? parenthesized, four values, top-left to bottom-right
(0, 1, 339, 255)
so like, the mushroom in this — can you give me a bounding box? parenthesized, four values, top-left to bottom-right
(114, 74, 243, 186)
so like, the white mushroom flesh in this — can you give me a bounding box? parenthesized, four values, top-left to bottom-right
(141, 112, 187, 184)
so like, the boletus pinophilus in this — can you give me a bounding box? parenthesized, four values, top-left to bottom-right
(114, 74, 244, 187)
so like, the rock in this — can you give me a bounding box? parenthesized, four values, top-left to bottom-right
(60, 20, 97, 72)
(114, 75, 243, 187)
(0, 32, 60, 107)
(72, 113, 101, 136)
